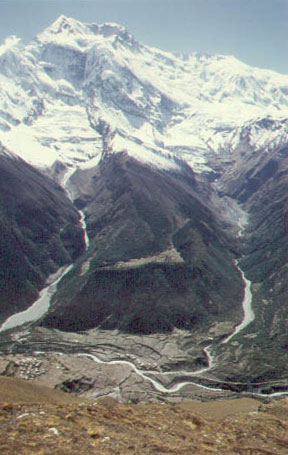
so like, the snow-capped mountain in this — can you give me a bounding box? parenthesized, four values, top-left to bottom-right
(1, 16, 288, 392)
(0, 15, 288, 173)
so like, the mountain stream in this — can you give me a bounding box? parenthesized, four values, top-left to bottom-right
(0, 167, 89, 333)
(222, 261, 254, 344)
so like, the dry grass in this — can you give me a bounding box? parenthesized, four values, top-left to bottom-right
(1, 376, 288, 455)
(0, 376, 82, 405)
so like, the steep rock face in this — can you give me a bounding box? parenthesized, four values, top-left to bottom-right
(41, 152, 243, 333)
(0, 146, 85, 321)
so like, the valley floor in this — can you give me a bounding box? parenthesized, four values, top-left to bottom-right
(0, 327, 229, 403)
(1, 323, 287, 402)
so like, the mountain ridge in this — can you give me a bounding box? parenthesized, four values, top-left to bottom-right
(1, 15, 288, 174)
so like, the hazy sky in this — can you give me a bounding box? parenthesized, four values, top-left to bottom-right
(0, 0, 287, 74)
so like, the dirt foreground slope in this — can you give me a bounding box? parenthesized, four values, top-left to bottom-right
(1, 376, 288, 455)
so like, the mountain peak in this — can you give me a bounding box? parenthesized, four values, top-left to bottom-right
(44, 15, 88, 36)
(40, 15, 132, 39)
(36, 15, 94, 45)
(36, 16, 138, 50)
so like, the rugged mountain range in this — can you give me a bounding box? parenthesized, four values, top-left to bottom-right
(0, 15, 288, 390)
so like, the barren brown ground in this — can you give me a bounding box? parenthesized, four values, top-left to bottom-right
(1, 376, 288, 454)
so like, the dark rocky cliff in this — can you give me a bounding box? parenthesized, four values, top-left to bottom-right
(0, 146, 85, 321)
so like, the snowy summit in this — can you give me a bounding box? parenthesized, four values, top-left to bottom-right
(0, 15, 287, 171)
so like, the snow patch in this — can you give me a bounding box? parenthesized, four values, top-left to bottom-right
(0, 36, 21, 56)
